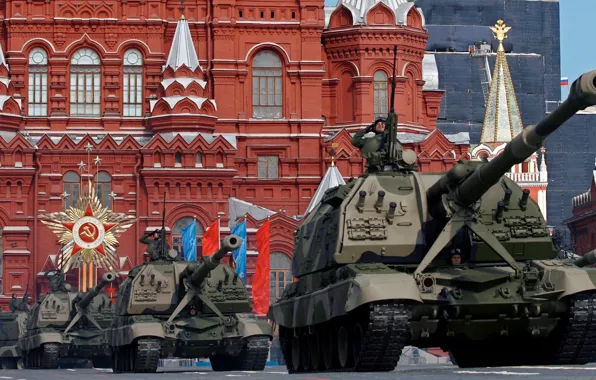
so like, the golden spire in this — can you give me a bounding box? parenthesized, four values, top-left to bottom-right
(490, 20, 511, 52)
(331, 155, 335, 167)
(540, 146, 546, 153)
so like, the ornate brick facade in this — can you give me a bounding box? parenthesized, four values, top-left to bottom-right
(0, 0, 469, 307)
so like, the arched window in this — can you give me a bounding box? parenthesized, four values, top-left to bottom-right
(373, 71, 388, 119)
(172, 216, 204, 259)
(175, 152, 182, 167)
(195, 153, 203, 167)
(28, 48, 48, 116)
(252, 50, 282, 119)
(270, 253, 292, 303)
(63, 171, 81, 209)
(70, 48, 101, 116)
(94, 171, 112, 207)
(123, 49, 143, 117)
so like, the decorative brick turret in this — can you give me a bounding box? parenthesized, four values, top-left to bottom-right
(0, 43, 22, 131)
(147, 15, 218, 133)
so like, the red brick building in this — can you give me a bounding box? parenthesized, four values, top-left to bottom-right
(562, 163, 596, 255)
(0, 0, 469, 308)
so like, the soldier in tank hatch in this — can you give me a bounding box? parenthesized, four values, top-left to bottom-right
(139, 228, 171, 261)
(351, 116, 404, 172)
(449, 248, 463, 266)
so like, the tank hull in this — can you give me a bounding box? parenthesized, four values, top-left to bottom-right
(268, 262, 596, 371)
(107, 259, 272, 373)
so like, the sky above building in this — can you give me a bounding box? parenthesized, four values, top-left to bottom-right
(322, 0, 590, 100)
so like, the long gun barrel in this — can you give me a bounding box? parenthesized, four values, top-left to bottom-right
(428, 71, 596, 209)
(180, 234, 242, 287)
(76, 272, 116, 309)
(574, 249, 596, 268)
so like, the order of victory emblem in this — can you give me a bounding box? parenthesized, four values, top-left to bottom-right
(39, 179, 137, 272)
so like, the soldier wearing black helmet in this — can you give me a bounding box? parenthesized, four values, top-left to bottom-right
(352, 116, 403, 172)
(139, 228, 171, 261)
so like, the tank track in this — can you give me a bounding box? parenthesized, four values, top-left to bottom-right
(134, 339, 161, 372)
(112, 338, 161, 373)
(550, 291, 596, 364)
(24, 343, 59, 369)
(210, 336, 270, 371)
(449, 291, 596, 368)
(281, 301, 411, 373)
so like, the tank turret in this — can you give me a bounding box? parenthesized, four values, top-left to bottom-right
(574, 250, 596, 268)
(179, 235, 242, 287)
(75, 272, 117, 311)
(269, 71, 596, 373)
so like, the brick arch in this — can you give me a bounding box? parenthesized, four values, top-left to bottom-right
(2, 98, 20, 114)
(20, 39, 57, 54)
(64, 34, 107, 58)
(245, 43, 291, 66)
(116, 40, 152, 58)
(23, 42, 53, 60)
(365, 2, 395, 25)
(270, 241, 294, 259)
(333, 61, 359, 78)
(329, 5, 354, 28)
(407, 7, 423, 29)
(172, 98, 201, 114)
(166, 203, 211, 232)
(366, 61, 394, 77)
(402, 62, 422, 79)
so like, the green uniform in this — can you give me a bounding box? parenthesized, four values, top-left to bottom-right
(140, 233, 171, 261)
(352, 124, 388, 172)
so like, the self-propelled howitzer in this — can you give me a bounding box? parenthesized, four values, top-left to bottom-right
(19, 272, 117, 369)
(268, 70, 596, 372)
(107, 234, 272, 373)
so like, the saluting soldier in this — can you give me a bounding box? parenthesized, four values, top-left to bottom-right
(352, 117, 403, 172)
(139, 229, 170, 261)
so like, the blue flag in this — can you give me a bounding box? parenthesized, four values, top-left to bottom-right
(181, 219, 197, 261)
(231, 220, 247, 281)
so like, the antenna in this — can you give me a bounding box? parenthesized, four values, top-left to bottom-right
(161, 192, 167, 258)
(387, 45, 398, 162)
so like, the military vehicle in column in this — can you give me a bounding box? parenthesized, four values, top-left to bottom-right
(267, 62, 596, 371)
(19, 271, 116, 369)
(107, 221, 272, 373)
(0, 290, 31, 369)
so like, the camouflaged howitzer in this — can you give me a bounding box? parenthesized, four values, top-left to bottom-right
(0, 292, 30, 369)
(268, 70, 596, 372)
(107, 234, 272, 373)
(19, 272, 116, 369)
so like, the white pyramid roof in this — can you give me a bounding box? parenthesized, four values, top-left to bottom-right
(305, 164, 346, 214)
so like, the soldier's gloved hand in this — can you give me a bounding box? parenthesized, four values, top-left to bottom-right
(362, 132, 376, 139)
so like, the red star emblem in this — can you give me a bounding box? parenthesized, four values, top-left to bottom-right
(60, 203, 117, 256)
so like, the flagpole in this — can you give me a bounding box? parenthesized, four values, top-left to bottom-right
(217, 214, 221, 250)
(193, 215, 197, 261)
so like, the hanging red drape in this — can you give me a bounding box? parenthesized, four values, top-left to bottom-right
(202, 220, 219, 257)
(252, 219, 270, 315)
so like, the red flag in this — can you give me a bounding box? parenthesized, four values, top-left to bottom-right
(202, 220, 219, 256)
(252, 219, 270, 315)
